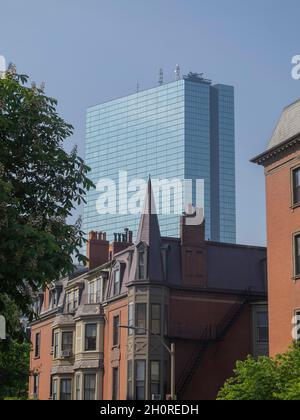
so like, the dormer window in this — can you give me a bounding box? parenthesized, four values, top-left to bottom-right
(138, 251, 145, 280)
(88, 278, 102, 304)
(66, 289, 80, 312)
(113, 270, 121, 296)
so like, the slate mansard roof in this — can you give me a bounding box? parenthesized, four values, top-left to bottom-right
(252, 99, 300, 165)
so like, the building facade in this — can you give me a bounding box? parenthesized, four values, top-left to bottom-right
(252, 99, 300, 357)
(30, 182, 267, 401)
(84, 72, 236, 243)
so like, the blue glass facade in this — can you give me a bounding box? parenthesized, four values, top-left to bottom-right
(84, 76, 236, 243)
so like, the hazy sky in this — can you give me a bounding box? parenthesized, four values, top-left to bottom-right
(1, 0, 300, 246)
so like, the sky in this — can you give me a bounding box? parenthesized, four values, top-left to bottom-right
(1, 0, 300, 246)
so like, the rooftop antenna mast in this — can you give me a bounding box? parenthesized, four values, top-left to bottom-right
(175, 64, 181, 81)
(159, 68, 164, 86)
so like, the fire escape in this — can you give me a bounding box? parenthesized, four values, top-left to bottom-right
(176, 300, 248, 399)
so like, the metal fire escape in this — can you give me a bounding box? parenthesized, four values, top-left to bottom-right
(176, 300, 248, 399)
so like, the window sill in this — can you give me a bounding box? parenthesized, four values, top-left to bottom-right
(292, 275, 300, 283)
(34, 356, 40, 360)
(291, 203, 300, 211)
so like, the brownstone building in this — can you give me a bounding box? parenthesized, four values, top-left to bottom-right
(252, 100, 300, 357)
(29, 180, 268, 400)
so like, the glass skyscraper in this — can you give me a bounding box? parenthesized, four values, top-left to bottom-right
(84, 73, 236, 243)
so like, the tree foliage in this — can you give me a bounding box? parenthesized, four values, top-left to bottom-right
(217, 342, 300, 400)
(0, 294, 30, 400)
(0, 68, 94, 316)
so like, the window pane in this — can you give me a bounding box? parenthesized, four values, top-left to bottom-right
(293, 169, 300, 205)
(151, 304, 161, 335)
(136, 304, 147, 334)
(257, 312, 268, 342)
(112, 368, 119, 400)
(113, 315, 120, 346)
(127, 360, 133, 400)
(128, 303, 134, 336)
(113, 270, 120, 295)
(84, 374, 96, 400)
(35, 333, 40, 358)
(54, 332, 59, 358)
(76, 375, 81, 400)
(295, 235, 300, 276)
(52, 379, 57, 400)
(60, 379, 72, 400)
(85, 324, 97, 351)
(62, 332, 73, 352)
(150, 361, 161, 397)
(135, 360, 146, 400)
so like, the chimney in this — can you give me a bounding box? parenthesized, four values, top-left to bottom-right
(110, 228, 133, 257)
(87, 231, 109, 270)
(180, 210, 207, 288)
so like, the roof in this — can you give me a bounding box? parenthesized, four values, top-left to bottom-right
(268, 99, 300, 150)
(251, 99, 300, 165)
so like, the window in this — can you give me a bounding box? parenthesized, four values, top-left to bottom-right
(35, 332, 41, 358)
(113, 315, 120, 346)
(33, 374, 39, 398)
(113, 270, 120, 296)
(60, 378, 72, 400)
(150, 361, 161, 397)
(295, 234, 300, 277)
(135, 360, 146, 400)
(136, 304, 147, 335)
(151, 304, 161, 335)
(164, 305, 169, 336)
(52, 378, 58, 401)
(50, 290, 57, 308)
(112, 367, 119, 400)
(84, 374, 96, 400)
(66, 292, 73, 312)
(66, 289, 79, 312)
(127, 360, 133, 400)
(75, 375, 81, 400)
(53, 332, 59, 358)
(73, 289, 79, 309)
(88, 279, 102, 304)
(62, 332, 73, 353)
(257, 312, 268, 342)
(293, 167, 300, 205)
(128, 303, 134, 336)
(85, 324, 97, 351)
(295, 311, 300, 341)
(138, 251, 146, 279)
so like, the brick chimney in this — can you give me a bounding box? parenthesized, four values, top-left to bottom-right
(87, 231, 109, 270)
(110, 228, 133, 258)
(180, 210, 207, 287)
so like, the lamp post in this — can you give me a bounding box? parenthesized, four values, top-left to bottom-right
(119, 325, 176, 400)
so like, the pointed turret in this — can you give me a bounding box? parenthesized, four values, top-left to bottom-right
(128, 178, 164, 283)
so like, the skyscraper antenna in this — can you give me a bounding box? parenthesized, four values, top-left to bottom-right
(159, 68, 164, 86)
(175, 64, 181, 81)
(136, 81, 140, 93)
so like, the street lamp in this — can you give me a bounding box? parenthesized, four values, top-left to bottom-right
(119, 325, 176, 400)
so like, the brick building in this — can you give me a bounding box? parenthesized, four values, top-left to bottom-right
(29, 180, 268, 400)
(252, 99, 300, 356)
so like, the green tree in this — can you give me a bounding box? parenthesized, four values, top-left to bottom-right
(0, 66, 94, 316)
(217, 342, 300, 400)
(0, 294, 30, 400)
